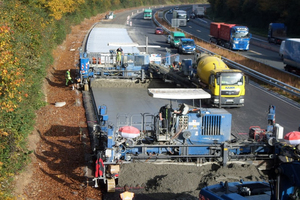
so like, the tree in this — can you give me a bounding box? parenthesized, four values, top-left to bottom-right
(38, 0, 85, 20)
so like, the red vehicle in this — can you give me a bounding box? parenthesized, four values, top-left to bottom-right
(155, 27, 164, 35)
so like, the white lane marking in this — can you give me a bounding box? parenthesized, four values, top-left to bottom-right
(197, 30, 201, 32)
(249, 50, 261, 55)
(197, 18, 208, 23)
(189, 26, 192, 28)
(252, 37, 268, 42)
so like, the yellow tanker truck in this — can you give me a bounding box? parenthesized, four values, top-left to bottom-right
(196, 53, 246, 107)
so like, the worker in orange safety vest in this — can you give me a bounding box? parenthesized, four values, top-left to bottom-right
(120, 185, 134, 200)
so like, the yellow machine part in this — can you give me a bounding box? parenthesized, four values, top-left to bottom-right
(108, 165, 120, 174)
(107, 178, 116, 192)
(197, 54, 229, 84)
(106, 165, 120, 192)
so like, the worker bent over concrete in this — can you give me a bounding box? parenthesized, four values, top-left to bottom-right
(65, 69, 73, 86)
(120, 185, 134, 200)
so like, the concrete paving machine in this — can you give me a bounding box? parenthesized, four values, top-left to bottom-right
(90, 89, 283, 192)
(79, 51, 155, 90)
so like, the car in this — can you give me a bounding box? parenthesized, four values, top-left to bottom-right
(189, 13, 196, 19)
(166, 35, 171, 43)
(168, 9, 173, 14)
(174, 7, 179, 10)
(105, 12, 114, 19)
(178, 38, 196, 54)
(155, 27, 164, 35)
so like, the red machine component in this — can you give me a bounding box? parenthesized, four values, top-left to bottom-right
(249, 126, 266, 142)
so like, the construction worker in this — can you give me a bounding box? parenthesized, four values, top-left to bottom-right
(65, 69, 73, 86)
(116, 47, 123, 66)
(120, 184, 134, 200)
(159, 104, 174, 130)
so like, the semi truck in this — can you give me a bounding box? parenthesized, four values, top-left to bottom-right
(279, 38, 300, 74)
(210, 22, 251, 51)
(143, 9, 152, 19)
(196, 53, 246, 107)
(193, 5, 205, 18)
(172, 10, 187, 27)
(268, 23, 287, 44)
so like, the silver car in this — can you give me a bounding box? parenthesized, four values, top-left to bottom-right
(166, 35, 171, 43)
(105, 12, 114, 19)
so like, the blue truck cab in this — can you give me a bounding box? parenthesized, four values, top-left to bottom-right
(178, 38, 196, 54)
(230, 26, 251, 50)
(268, 23, 287, 44)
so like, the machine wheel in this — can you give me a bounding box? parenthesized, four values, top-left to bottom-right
(107, 178, 116, 192)
(84, 83, 89, 91)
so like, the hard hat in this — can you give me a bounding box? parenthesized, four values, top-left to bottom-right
(165, 104, 170, 109)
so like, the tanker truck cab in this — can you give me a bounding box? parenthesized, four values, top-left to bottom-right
(196, 54, 246, 107)
(210, 70, 245, 107)
(170, 31, 186, 48)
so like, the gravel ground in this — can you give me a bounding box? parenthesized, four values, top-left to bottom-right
(103, 162, 266, 200)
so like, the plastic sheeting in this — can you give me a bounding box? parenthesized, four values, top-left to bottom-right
(86, 28, 140, 54)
